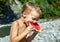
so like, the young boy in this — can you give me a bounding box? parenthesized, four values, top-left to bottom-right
(10, 2, 42, 42)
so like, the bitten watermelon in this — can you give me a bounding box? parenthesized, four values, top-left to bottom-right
(28, 21, 42, 32)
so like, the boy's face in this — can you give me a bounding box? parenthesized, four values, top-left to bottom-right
(24, 10, 40, 24)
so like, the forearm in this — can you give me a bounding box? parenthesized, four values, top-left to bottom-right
(13, 29, 30, 42)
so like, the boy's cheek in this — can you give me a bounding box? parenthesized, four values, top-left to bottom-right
(27, 18, 32, 21)
(26, 16, 33, 22)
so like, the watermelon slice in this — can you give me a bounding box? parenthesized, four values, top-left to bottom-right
(28, 21, 42, 32)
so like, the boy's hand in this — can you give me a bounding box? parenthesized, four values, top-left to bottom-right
(26, 22, 35, 32)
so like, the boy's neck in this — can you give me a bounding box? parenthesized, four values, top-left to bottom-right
(20, 17, 25, 22)
(20, 17, 28, 27)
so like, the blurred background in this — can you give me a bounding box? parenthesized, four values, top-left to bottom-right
(0, 0, 60, 42)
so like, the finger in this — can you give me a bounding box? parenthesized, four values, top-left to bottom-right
(26, 34, 30, 39)
(29, 22, 33, 28)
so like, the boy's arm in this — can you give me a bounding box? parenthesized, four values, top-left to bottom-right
(10, 21, 31, 42)
(26, 31, 38, 42)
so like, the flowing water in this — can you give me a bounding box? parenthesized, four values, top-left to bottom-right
(0, 19, 60, 42)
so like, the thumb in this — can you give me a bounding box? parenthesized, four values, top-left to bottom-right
(29, 22, 33, 28)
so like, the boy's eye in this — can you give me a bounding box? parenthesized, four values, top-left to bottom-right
(32, 18, 36, 20)
(32, 18, 38, 21)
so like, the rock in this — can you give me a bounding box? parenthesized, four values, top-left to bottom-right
(0, 36, 10, 42)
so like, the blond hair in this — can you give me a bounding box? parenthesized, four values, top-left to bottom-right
(22, 2, 42, 15)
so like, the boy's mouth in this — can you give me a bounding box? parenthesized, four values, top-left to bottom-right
(28, 21, 42, 32)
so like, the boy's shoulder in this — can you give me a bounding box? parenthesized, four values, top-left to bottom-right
(11, 20, 18, 25)
(11, 19, 24, 27)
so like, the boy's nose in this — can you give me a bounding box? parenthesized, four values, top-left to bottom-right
(33, 20, 37, 23)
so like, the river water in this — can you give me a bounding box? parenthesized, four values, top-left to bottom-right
(0, 19, 60, 42)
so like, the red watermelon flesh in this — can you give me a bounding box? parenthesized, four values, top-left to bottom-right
(29, 21, 42, 31)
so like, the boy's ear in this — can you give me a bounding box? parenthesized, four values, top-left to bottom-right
(22, 12, 27, 18)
